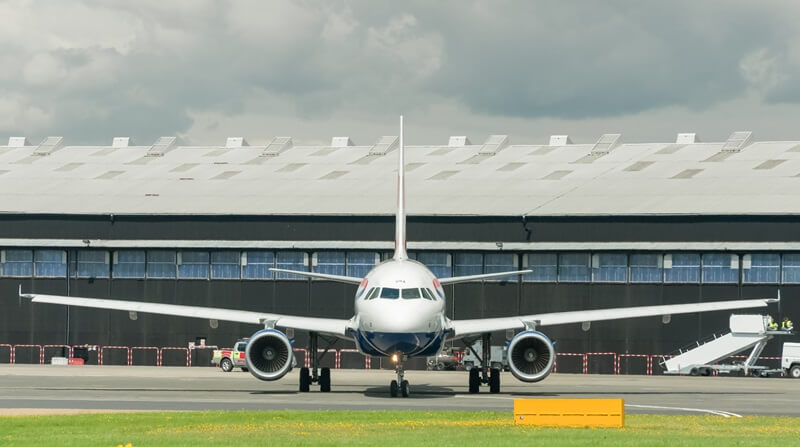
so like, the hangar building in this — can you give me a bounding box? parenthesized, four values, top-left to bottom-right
(0, 131, 797, 369)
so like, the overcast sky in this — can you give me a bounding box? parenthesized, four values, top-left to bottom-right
(2, 0, 800, 146)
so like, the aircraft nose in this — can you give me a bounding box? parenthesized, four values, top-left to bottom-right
(361, 307, 438, 333)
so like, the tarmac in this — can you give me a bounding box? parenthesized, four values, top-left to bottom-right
(0, 365, 797, 417)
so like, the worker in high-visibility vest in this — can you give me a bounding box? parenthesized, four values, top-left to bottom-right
(782, 317, 794, 331)
(767, 315, 779, 331)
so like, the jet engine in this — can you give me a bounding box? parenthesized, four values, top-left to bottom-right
(507, 331, 555, 383)
(245, 329, 294, 381)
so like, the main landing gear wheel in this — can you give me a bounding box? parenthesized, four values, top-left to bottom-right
(320, 367, 331, 392)
(299, 367, 311, 392)
(390, 380, 399, 397)
(400, 380, 410, 398)
(220, 358, 233, 372)
(468, 368, 480, 394)
(489, 368, 501, 394)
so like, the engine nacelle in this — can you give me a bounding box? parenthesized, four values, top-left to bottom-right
(507, 331, 555, 383)
(245, 329, 294, 381)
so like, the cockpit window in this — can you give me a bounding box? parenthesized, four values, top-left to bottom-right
(364, 288, 380, 300)
(401, 288, 421, 299)
(421, 288, 436, 300)
(380, 288, 400, 299)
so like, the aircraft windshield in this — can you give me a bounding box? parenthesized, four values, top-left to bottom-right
(401, 288, 421, 299)
(421, 288, 436, 300)
(364, 288, 380, 300)
(380, 288, 400, 299)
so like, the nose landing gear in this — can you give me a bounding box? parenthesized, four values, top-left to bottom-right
(390, 353, 410, 397)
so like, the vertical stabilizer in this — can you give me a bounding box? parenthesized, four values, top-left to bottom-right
(393, 116, 408, 260)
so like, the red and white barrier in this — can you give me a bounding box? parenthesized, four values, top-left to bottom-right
(553, 353, 587, 374)
(339, 348, 366, 369)
(586, 352, 618, 375)
(43, 344, 73, 364)
(365, 355, 372, 369)
(0, 344, 12, 364)
(12, 344, 43, 365)
(158, 347, 189, 367)
(99, 346, 132, 366)
(616, 354, 653, 376)
(188, 345, 218, 367)
(293, 348, 309, 368)
(131, 346, 160, 366)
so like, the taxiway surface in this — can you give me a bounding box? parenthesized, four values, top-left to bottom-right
(0, 365, 795, 417)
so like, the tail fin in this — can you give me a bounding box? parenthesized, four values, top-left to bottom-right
(393, 115, 407, 260)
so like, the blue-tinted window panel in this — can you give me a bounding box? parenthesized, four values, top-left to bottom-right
(454, 253, 482, 277)
(178, 251, 209, 279)
(782, 254, 800, 283)
(276, 252, 307, 279)
(664, 253, 700, 283)
(630, 254, 662, 283)
(484, 253, 517, 281)
(2, 249, 33, 277)
(34, 250, 66, 277)
(559, 253, 590, 282)
(415, 252, 451, 278)
(702, 253, 738, 283)
(523, 253, 557, 282)
(242, 251, 274, 279)
(211, 251, 240, 279)
(593, 253, 627, 283)
(113, 250, 145, 278)
(347, 252, 377, 278)
(314, 251, 346, 276)
(147, 250, 176, 279)
(743, 253, 779, 284)
(77, 250, 109, 278)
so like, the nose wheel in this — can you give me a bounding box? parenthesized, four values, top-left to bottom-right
(390, 356, 411, 397)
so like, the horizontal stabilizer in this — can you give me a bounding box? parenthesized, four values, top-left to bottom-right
(269, 268, 363, 284)
(439, 270, 532, 285)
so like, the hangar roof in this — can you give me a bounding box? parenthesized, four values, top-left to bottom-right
(1, 133, 799, 216)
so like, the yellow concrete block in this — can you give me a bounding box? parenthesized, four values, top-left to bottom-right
(514, 398, 624, 428)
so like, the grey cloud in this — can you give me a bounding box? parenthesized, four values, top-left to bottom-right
(1, 1, 800, 144)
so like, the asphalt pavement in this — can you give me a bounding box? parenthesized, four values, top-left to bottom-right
(0, 365, 796, 417)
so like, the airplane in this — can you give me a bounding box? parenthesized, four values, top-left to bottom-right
(19, 116, 777, 397)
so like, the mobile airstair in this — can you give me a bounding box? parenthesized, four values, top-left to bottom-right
(662, 314, 793, 376)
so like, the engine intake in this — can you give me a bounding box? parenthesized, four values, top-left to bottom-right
(245, 329, 294, 381)
(507, 331, 555, 383)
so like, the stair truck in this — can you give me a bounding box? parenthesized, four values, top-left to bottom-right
(662, 314, 794, 377)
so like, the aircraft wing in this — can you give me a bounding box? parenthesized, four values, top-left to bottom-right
(19, 291, 352, 337)
(449, 298, 777, 338)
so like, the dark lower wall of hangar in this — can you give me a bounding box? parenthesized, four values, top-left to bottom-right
(4, 213, 800, 242)
(2, 278, 797, 371)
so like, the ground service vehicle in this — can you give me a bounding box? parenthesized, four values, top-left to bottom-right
(212, 339, 248, 372)
(427, 348, 461, 370)
(783, 342, 800, 378)
(462, 340, 507, 371)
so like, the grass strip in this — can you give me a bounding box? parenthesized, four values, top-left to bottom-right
(2, 410, 799, 447)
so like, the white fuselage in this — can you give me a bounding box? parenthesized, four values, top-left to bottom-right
(351, 259, 448, 357)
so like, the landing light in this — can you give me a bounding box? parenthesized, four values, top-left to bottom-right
(391, 353, 399, 363)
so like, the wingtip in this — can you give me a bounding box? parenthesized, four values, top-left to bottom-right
(17, 284, 34, 300)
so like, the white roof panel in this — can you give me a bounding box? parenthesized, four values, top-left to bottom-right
(2, 137, 800, 216)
